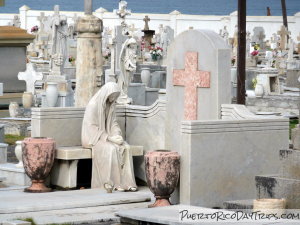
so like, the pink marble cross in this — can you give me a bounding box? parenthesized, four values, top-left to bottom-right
(173, 52, 210, 120)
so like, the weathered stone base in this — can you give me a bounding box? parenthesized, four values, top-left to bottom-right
(246, 95, 300, 115)
(0, 163, 30, 186)
(255, 175, 300, 209)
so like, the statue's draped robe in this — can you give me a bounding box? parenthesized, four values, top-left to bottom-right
(82, 83, 136, 189)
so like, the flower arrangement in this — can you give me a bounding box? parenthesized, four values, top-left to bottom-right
(149, 46, 163, 61)
(231, 57, 236, 66)
(31, 25, 39, 33)
(68, 56, 76, 64)
(103, 48, 111, 60)
(251, 50, 259, 57)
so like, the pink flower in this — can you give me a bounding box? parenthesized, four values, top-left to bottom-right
(251, 50, 259, 56)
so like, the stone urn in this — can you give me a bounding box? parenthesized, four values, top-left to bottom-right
(22, 92, 33, 109)
(254, 84, 264, 97)
(145, 150, 180, 207)
(141, 67, 151, 87)
(15, 141, 23, 168)
(46, 82, 59, 107)
(9, 102, 19, 117)
(22, 137, 56, 192)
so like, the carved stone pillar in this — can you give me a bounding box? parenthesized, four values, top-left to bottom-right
(75, 15, 103, 107)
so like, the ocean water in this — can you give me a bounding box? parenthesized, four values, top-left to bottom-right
(0, 0, 299, 16)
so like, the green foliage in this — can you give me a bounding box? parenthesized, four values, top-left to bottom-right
(4, 134, 25, 145)
(252, 77, 257, 89)
(18, 218, 37, 225)
(290, 119, 299, 139)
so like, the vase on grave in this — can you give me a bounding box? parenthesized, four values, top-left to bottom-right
(22, 137, 56, 192)
(254, 84, 264, 97)
(145, 150, 180, 207)
(46, 82, 59, 107)
(22, 92, 33, 109)
(9, 102, 19, 118)
(141, 68, 151, 87)
(15, 141, 23, 168)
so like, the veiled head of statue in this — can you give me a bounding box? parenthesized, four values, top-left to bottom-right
(99, 82, 120, 104)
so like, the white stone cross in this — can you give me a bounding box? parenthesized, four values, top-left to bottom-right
(12, 15, 21, 27)
(143, 16, 150, 31)
(277, 25, 290, 50)
(18, 63, 43, 94)
(128, 24, 138, 37)
(116, 0, 131, 26)
(37, 12, 46, 33)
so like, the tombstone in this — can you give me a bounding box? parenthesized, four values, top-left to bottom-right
(161, 26, 174, 57)
(142, 15, 155, 50)
(18, 63, 44, 94)
(156, 24, 164, 46)
(271, 33, 279, 50)
(219, 26, 229, 44)
(277, 25, 290, 51)
(50, 5, 69, 69)
(68, 13, 78, 40)
(116, 0, 131, 27)
(252, 27, 265, 48)
(35, 12, 51, 60)
(12, 15, 21, 27)
(286, 70, 300, 88)
(165, 29, 231, 152)
(114, 26, 129, 72)
(0, 26, 35, 92)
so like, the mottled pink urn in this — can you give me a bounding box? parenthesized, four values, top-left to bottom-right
(22, 137, 56, 192)
(145, 150, 180, 207)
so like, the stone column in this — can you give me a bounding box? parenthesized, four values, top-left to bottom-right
(19, 5, 30, 30)
(75, 15, 103, 107)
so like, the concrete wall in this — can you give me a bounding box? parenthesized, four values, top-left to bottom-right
(1, 7, 299, 40)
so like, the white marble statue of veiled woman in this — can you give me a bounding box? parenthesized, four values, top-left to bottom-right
(81, 82, 137, 191)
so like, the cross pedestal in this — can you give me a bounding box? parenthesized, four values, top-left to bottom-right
(173, 52, 210, 120)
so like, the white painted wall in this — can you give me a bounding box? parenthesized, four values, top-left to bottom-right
(0, 6, 299, 40)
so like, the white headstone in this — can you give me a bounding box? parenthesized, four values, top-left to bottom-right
(18, 63, 43, 94)
(165, 29, 231, 151)
(252, 27, 265, 48)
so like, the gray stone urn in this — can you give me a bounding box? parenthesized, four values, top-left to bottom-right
(141, 67, 151, 87)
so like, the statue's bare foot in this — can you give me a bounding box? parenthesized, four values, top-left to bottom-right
(114, 186, 125, 192)
(127, 186, 137, 192)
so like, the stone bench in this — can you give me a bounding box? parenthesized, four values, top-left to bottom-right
(51, 145, 144, 189)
